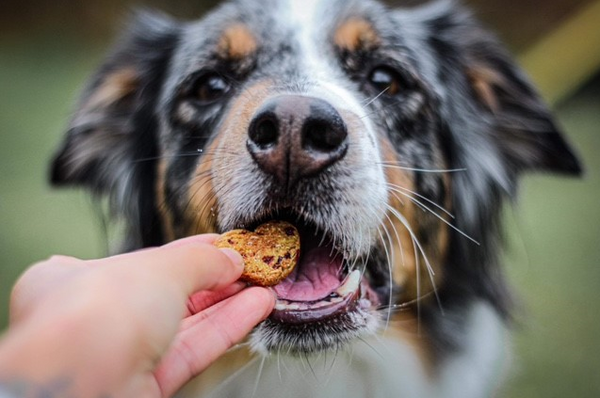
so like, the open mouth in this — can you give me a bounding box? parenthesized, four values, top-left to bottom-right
(271, 223, 380, 324)
(239, 212, 384, 353)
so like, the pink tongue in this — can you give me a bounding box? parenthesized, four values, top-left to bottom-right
(273, 246, 343, 301)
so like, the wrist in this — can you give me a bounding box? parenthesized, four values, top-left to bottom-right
(0, 319, 76, 393)
(0, 303, 133, 398)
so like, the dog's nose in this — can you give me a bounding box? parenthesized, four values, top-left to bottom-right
(247, 95, 348, 186)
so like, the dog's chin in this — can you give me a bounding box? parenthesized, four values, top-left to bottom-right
(223, 211, 387, 355)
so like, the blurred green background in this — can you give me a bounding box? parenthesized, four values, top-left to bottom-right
(0, 1, 599, 397)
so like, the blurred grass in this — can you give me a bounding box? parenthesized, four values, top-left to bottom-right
(501, 84, 600, 397)
(0, 33, 599, 397)
(0, 36, 106, 326)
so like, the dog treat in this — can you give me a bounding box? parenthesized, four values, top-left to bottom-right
(215, 221, 300, 286)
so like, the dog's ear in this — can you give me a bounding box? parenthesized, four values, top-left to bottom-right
(50, 10, 180, 189)
(422, 2, 583, 177)
(50, 10, 180, 249)
(396, 3, 583, 317)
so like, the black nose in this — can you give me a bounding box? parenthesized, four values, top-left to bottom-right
(247, 95, 348, 187)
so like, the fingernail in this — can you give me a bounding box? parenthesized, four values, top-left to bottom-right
(163, 234, 220, 248)
(219, 248, 244, 268)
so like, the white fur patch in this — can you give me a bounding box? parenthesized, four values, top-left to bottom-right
(284, 0, 372, 117)
(199, 335, 431, 398)
(180, 303, 508, 398)
(435, 303, 510, 398)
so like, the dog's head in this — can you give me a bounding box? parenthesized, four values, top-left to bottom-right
(51, 0, 582, 355)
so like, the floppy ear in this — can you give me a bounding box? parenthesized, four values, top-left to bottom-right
(392, 3, 584, 319)
(51, 10, 180, 187)
(423, 2, 583, 177)
(50, 11, 181, 249)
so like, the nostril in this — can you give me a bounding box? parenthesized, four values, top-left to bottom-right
(303, 117, 348, 153)
(249, 113, 279, 149)
(247, 95, 349, 187)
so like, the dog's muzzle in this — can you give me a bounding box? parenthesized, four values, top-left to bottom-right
(232, 94, 385, 353)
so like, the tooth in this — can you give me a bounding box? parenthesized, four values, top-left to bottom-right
(336, 270, 361, 297)
(275, 301, 302, 311)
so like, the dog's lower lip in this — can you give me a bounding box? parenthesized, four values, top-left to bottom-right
(275, 269, 360, 309)
(271, 289, 359, 324)
(270, 270, 377, 324)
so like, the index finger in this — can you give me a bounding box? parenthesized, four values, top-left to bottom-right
(102, 236, 244, 297)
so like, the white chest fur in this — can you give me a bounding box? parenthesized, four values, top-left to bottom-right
(179, 303, 509, 398)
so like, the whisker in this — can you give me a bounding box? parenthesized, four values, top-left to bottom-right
(379, 216, 403, 326)
(207, 355, 260, 397)
(322, 347, 340, 387)
(413, 226, 423, 335)
(132, 151, 203, 164)
(383, 212, 405, 268)
(277, 351, 282, 383)
(362, 86, 390, 107)
(389, 190, 426, 217)
(385, 204, 445, 317)
(377, 220, 395, 333)
(380, 163, 467, 173)
(304, 352, 317, 380)
(377, 291, 434, 312)
(357, 336, 385, 360)
(387, 185, 480, 245)
(387, 182, 455, 219)
(251, 355, 267, 398)
(359, 99, 404, 120)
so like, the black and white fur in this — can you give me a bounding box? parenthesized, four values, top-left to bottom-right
(51, 0, 582, 396)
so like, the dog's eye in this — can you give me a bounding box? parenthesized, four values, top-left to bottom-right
(195, 73, 231, 103)
(367, 66, 402, 96)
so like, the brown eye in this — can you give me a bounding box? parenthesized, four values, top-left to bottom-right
(196, 73, 231, 103)
(368, 66, 401, 96)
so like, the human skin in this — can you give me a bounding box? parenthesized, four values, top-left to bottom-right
(0, 234, 275, 397)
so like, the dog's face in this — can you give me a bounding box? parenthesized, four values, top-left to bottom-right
(52, 0, 581, 356)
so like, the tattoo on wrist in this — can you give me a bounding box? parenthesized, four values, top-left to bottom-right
(0, 377, 72, 398)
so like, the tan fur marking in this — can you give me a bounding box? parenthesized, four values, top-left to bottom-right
(380, 138, 418, 291)
(185, 80, 275, 235)
(438, 173, 452, 262)
(156, 159, 176, 242)
(379, 138, 448, 302)
(217, 24, 257, 60)
(334, 18, 380, 52)
(380, 140, 453, 376)
(467, 65, 506, 113)
(212, 79, 275, 144)
(85, 68, 138, 111)
(186, 139, 220, 236)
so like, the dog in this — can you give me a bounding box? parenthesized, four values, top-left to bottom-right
(50, 0, 582, 396)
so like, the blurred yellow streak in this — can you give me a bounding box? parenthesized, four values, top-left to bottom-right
(519, 0, 600, 105)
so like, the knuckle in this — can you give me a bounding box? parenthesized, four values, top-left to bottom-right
(46, 254, 79, 264)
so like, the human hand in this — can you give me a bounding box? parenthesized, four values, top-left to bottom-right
(0, 235, 275, 397)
